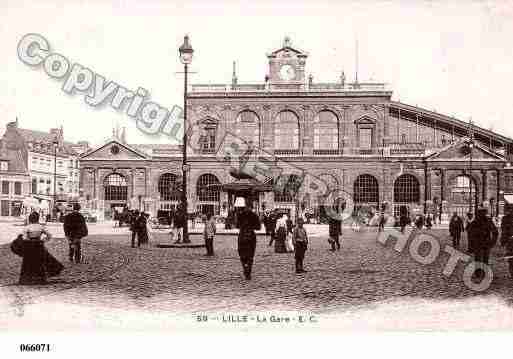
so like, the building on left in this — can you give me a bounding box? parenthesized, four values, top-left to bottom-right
(1, 119, 89, 214)
(0, 141, 30, 217)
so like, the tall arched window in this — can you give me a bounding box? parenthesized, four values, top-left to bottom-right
(275, 110, 300, 153)
(198, 119, 217, 153)
(451, 175, 477, 210)
(197, 174, 221, 202)
(274, 174, 302, 203)
(394, 174, 420, 203)
(354, 174, 379, 205)
(314, 111, 339, 154)
(236, 111, 260, 146)
(104, 173, 127, 201)
(158, 173, 180, 201)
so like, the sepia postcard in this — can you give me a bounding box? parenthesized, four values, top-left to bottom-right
(1, 0, 513, 357)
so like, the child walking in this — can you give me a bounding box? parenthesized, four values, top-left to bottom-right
(292, 218, 308, 274)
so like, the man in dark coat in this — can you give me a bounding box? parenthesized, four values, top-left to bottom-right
(500, 204, 513, 279)
(399, 206, 410, 233)
(449, 212, 464, 249)
(173, 206, 188, 243)
(129, 210, 140, 248)
(236, 199, 261, 280)
(267, 210, 277, 246)
(465, 212, 474, 253)
(63, 203, 88, 263)
(328, 213, 342, 251)
(467, 207, 498, 279)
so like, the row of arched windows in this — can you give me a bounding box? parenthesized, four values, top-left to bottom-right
(200, 110, 349, 151)
(102, 172, 422, 204)
(103, 172, 479, 208)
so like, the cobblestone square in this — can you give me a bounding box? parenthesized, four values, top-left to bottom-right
(1, 223, 513, 330)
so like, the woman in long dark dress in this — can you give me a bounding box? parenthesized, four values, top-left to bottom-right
(236, 199, 261, 280)
(19, 212, 63, 285)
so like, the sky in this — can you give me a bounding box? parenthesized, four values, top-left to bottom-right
(1, 0, 513, 147)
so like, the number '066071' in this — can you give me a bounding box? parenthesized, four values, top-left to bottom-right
(19, 344, 51, 352)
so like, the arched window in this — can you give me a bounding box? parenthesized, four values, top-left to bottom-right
(275, 110, 300, 153)
(197, 174, 221, 202)
(354, 174, 379, 204)
(394, 174, 420, 203)
(198, 119, 217, 153)
(158, 173, 181, 201)
(274, 174, 302, 203)
(451, 175, 478, 216)
(236, 111, 259, 146)
(314, 111, 339, 153)
(104, 173, 127, 201)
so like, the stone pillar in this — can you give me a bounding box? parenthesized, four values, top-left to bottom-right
(262, 105, 273, 152)
(131, 168, 136, 198)
(481, 169, 487, 204)
(341, 106, 348, 150)
(92, 168, 98, 200)
(423, 163, 431, 214)
(302, 105, 313, 155)
(436, 168, 445, 221)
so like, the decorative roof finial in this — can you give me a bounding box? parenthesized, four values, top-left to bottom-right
(340, 71, 346, 86)
(232, 61, 238, 88)
(283, 36, 291, 48)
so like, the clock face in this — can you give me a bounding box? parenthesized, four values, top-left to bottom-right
(279, 64, 296, 80)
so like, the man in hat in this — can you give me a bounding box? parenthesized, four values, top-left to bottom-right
(449, 212, 464, 249)
(467, 207, 498, 279)
(235, 197, 261, 280)
(500, 204, 513, 279)
(63, 203, 88, 263)
(129, 210, 140, 248)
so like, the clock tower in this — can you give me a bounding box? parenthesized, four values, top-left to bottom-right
(267, 37, 308, 89)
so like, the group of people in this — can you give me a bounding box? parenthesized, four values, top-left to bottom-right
(235, 202, 312, 279)
(264, 210, 294, 253)
(14, 203, 89, 285)
(449, 208, 513, 280)
(128, 210, 152, 248)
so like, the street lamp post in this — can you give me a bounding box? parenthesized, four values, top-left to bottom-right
(52, 138, 58, 221)
(179, 35, 193, 243)
(468, 120, 474, 214)
(469, 141, 474, 214)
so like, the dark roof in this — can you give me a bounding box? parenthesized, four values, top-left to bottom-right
(16, 128, 78, 155)
(0, 148, 28, 173)
(17, 128, 57, 143)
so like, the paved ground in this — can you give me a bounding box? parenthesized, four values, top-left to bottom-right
(1, 222, 513, 330)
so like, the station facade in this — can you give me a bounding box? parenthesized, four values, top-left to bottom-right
(79, 38, 513, 221)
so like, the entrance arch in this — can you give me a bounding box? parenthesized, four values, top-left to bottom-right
(393, 174, 420, 217)
(354, 174, 379, 209)
(450, 175, 478, 216)
(196, 174, 221, 215)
